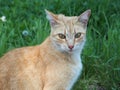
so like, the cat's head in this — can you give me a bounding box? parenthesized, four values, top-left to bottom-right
(45, 10, 91, 54)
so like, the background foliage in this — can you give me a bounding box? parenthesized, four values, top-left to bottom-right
(0, 0, 120, 89)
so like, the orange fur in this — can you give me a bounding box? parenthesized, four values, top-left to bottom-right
(0, 10, 91, 90)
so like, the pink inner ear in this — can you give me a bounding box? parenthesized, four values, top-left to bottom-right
(47, 15, 58, 26)
(81, 13, 89, 20)
(78, 10, 91, 26)
(80, 19, 88, 25)
(50, 20, 58, 26)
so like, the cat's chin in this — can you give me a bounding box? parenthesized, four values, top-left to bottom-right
(68, 49, 74, 52)
(68, 50, 74, 54)
(58, 49, 73, 54)
(64, 49, 76, 54)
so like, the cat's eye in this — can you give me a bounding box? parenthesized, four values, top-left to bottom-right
(75, 33, 81, 38)
(58, 34, 66, 39)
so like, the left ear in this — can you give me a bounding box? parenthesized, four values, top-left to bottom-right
(78, 9, 91, 27)
(45, 9, 59, 27)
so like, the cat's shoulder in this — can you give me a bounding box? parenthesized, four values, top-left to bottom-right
(0, 45, 40, 64)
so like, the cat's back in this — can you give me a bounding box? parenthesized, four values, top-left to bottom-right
(0, 45, 41, 66)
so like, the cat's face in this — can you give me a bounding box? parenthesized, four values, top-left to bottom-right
(46, 10, 91, 53)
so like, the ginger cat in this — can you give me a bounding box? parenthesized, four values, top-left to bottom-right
(0, 9, 91, 90)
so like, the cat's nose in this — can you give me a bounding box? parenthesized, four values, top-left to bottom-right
(68, 45, 74, 50)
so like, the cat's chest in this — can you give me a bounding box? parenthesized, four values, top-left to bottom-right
(46, 53, 83, 80)
(70, 53, 83, 77)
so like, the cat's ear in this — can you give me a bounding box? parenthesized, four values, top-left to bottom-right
(78, 9, 91, 27)
(45, 9, 59, 26)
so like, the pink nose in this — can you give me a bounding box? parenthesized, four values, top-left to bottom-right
(68, 45, 74, 49)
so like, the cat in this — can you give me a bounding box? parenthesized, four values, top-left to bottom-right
(0, 9, 91, 90)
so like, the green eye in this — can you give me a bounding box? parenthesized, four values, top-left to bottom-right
(75, 33, 81, 38)
(58, 34, 66, 39)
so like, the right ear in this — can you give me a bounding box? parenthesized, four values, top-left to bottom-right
(45, 9, 59, 26)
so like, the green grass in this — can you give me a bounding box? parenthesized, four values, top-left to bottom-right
(0, 0, 120, 90)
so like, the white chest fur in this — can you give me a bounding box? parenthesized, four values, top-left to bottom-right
(71, 52, 83, 76)
(66, 52, 83, 90)
(45, 49, 83, 90)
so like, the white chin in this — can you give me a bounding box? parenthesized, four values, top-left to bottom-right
(64, 49, 75, 53)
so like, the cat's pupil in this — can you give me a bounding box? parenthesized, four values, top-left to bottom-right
(75, 33, 81, 38)
(58, 34, 66, 39)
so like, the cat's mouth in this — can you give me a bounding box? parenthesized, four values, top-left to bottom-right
(68, 48, 75, 53)
(64, 49, 74, 53)
(69, 49, 73, 52)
